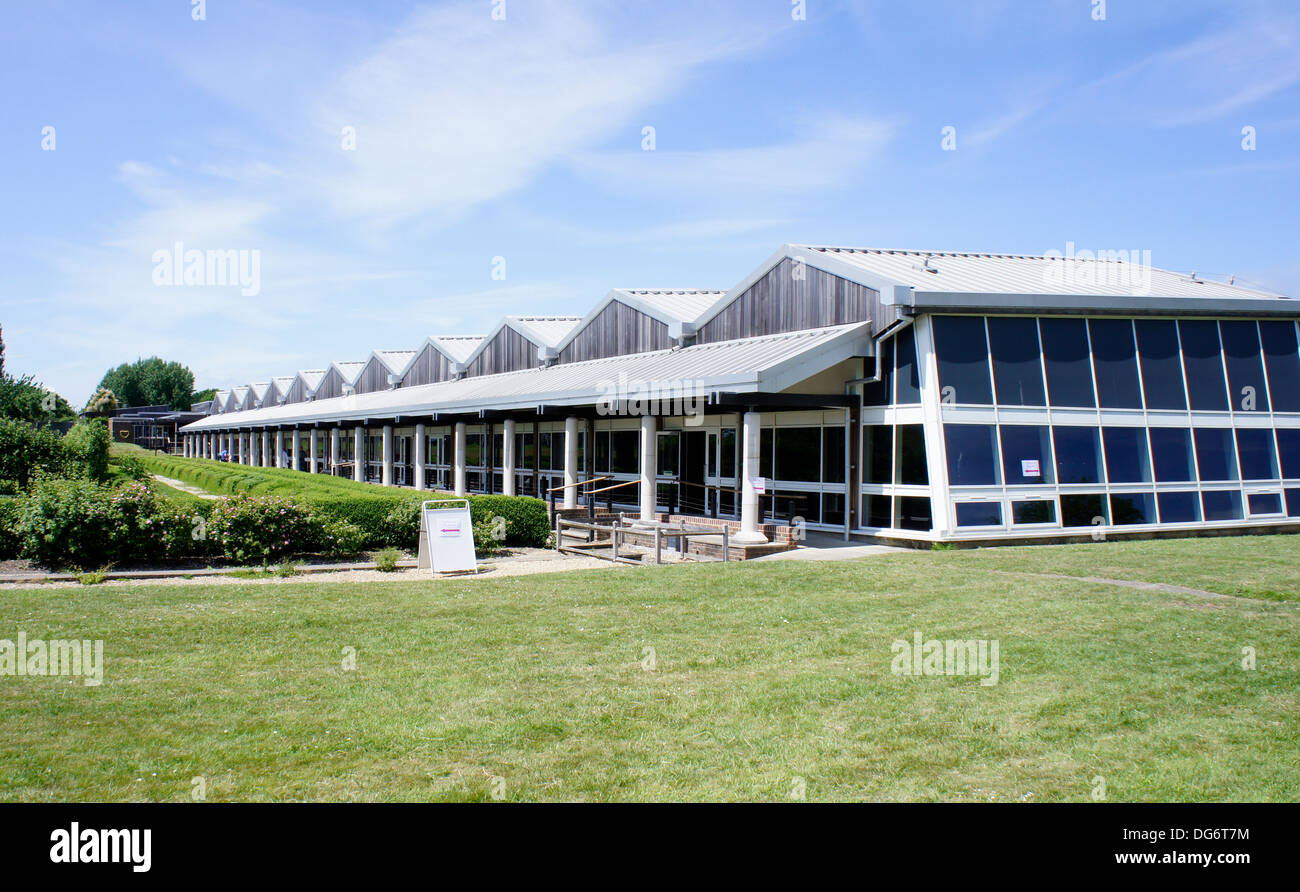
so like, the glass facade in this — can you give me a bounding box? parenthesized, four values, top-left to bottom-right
(862, 314, 1300, 536)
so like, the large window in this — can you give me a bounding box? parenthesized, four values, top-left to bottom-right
(896, 425, 929, 485)
(1000, 425, 1053, 485)
(861, 337, 895, 407)
(1040, 318, 1096, 408)
(822, 428, 846, 483)
(1202, 490, 1243, 522)
(988, 317, 1045, 405)
(933, 316, 992, 405)
(1110, 492, 1156, 525)
(1158, 491, 1201, 523)
(1102, 427, 1152, 483)
(1235, 428, 1278, 480)
(894, 327, 921, 404)
(956, 502, 1002, 527)
(1193, 428, 1238, 482)
(944, 424, 999, 486)
(1277, 428, 1300, 479)
(1260, 321, 1300, 412)
(1150, 428, 1196, 481)
(1180, 321, 1229, 411)
(896, 497, 932, 531)
(1061, 493, 1107, 527)
(1221, 321, 1269, 413)
(775, 427, 821, 482)
(864, 425, 892, 484)
(1053, 426, 1104, 484)
(1134, 320, 1186, 410)
(1090, 319, 1143, 409)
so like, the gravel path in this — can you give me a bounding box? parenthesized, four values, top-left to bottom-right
(151, 475, 221, 499)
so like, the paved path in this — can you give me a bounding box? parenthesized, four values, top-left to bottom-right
(151, 474, 220, 499)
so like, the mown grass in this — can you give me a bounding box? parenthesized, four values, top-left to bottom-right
(0, 536, 1296, 802)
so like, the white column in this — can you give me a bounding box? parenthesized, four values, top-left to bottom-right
(564, 416, 579, 509)
(292, 430, 301, 471)
(735, 410, 768, 544)
(639, 414, 658, 522)
(274, 429, 284, 468)
(353, 427, 365, 482)
(502, 419, 516, 496)
(382, 424, 393, 486)
(453, 422, 467, 496)
(331, 428, 341, 476)
(414, 423, 426, 491)
(237, 432, 245, 464)
(261, 431, 270, 467)
(308, 429, 318, 473)
(209, 434, 215, 459)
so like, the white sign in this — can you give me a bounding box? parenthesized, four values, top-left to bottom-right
(422, 500, 477, 574)
(1021, 459, 1041, 478)
(750, 476, 766, 495)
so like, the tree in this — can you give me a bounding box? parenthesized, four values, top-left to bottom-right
(98, 358, 196, 410)
(190, 387, 217, 407)
(84, 387, 119, 416)
(0, 327, 76, 425)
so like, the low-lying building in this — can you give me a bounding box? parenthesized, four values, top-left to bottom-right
(180, 244, 1300, 545)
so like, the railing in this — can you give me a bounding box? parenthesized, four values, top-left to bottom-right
(555, 515, 730, 564)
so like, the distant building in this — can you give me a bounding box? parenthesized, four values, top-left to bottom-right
(107, 404, 208, 453)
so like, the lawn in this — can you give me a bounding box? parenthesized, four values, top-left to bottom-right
(0, 536, 1296, 802)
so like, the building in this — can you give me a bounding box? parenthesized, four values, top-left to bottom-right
(108, 404, 209, 452)
(179, 244, 1300, 545)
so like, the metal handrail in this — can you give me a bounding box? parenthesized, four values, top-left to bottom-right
(546, 475, 611, 493)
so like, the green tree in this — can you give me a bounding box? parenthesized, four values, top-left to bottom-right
(84, 387, 119, 416)
(98, 358, 196, 410)
(190, 387, 217, 407)
(0, 327, 76, 424)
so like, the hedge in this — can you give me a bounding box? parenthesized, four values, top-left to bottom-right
(133, 453, 550, 549)
(0, 417, 111, 490)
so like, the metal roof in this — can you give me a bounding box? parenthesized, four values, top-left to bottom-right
(507, 315, 582, 347)
(371, 349, 417, 376)
(330, 361, 366, 386)
(297, 369, 327, 393)
(796, 245, 1286, 299)
(249, 382, 271, 403)
(181, 323, 870, 431)
(554, 289, 726, 354)
(426, 335, 484, 364)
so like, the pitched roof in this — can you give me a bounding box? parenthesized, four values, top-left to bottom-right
(371, 349, 417, 376)
(425, 335, 484, 364)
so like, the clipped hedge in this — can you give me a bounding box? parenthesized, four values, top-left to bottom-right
(136, 453, 550, 550)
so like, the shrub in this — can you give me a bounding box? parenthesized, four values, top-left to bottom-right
(112, 454, 151, 482)
(62, 419, 111, 481)
(206, 495, 322, 565)
(76, 570, 108, 586)
(373, 547, 403, 572)
(15, 476, 115, 569)
(473, 518, 506, 556)
(0, 498, 20, 560)
(0, 418, 65, 489)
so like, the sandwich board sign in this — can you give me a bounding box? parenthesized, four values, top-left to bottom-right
(419, 499, 477, 575)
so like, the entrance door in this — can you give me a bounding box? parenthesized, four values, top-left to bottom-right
(682, 430, 706, 515)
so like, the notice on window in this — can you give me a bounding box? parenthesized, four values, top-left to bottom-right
(1021, 459, 1041, 478)
(750, 477, 766, 495)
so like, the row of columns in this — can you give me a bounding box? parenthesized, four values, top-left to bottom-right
(180, 410, 768, 541)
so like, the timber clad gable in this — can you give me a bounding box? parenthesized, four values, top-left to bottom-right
(697, 258, 875, 344)
(558, 299, 672, 364)
(464, 326, 540, 378)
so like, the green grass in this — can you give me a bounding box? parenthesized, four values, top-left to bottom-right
(0, 536, 1295, 802)
(131, 453, 422, 502)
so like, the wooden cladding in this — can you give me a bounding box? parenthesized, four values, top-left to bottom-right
(559, 300, 673, 364)
(401, 343, 458, 388)
(314, 367, 346, 401)
(355, 357, 395, 394)
(464, 327, 539, 378)
(697, 258, 877, 344)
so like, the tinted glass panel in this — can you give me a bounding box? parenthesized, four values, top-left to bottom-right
(897, 497, 932, 531)
(1134, 320, 1186, 410)
(1248, 493, 1282, 515)
(896, 425, 929, 485)
(822, 492, 845, 526)
(956, 502, 1002, 527)
(861, 337, 894, 406)
(1090, 319, 1143, 409)
(988, 317, 1045, 405)
(720, 429, 736, 478)
(864, 426, 892, 484)
(933, 316, 992, 405)
(894, 327, 921, 404)
(1103, 427, 1152, 483)
(1053, 426, 1103, 484)
(1201, 490, 1243, 522)
(944, 424, 999, 486)
(1040, 318, 1095, 407)
(775, 427, 820, 482)
(822, 428, 845, 483)
(1260, 321, 1300, 412)
(1221, 321, 1269, 413)
(1287, 489, 1300, 517)
(1012, 499, 1056, 525)
(1061, 494, 1107, 527)
(864, 494, 892, 528)
(1235, 429, 1278, 480)
(1150, 428, 1196, 482)
(610, 430, 639, 474)
(1110, 492, 1155, 525)
(759, 429, 772, 479)
(1000, 425, 1054, 484)
(1158, 491, 1201, 523)
(1277, 429, 1300, 479)
(1194, 428, 1238, 481)
(1180, 321, 1229, 411)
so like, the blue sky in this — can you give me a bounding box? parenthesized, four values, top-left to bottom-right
(3, 0, 1298, 405)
